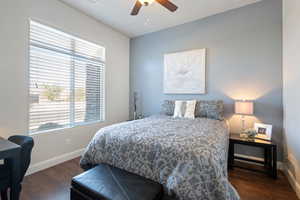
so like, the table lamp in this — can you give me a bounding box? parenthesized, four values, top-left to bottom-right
(235, 100, 254, 133)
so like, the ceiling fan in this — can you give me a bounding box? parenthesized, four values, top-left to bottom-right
(131, 0, 178, 16)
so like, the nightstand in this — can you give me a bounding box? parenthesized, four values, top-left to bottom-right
(228, 133, 277, 179)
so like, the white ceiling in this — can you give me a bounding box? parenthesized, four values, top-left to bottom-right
(60, 0, 261, 38)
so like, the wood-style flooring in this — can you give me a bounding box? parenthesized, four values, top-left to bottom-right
(20, 158, 298, 200)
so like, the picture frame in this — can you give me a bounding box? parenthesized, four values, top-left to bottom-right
(254, 123, 272, 141)
(164, 49, 206, 94)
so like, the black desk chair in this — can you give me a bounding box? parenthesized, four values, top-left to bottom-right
(0, 136, 34, 200)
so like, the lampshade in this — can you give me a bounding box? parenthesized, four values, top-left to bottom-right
(235, 100, 254, 115)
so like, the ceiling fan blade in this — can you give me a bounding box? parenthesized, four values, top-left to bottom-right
(156, 0, 178, 12)
(131, 1, 143, 15)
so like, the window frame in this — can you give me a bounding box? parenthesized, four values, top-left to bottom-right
(27, 19, 106, 135)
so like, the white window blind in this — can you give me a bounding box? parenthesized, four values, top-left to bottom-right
(29, 20, 105, 134)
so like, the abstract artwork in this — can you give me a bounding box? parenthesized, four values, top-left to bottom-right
(164, 49, 206, 94)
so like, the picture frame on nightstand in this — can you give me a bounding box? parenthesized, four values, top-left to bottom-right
(254, 123, 272, 141)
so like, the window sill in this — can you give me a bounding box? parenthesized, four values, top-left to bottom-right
(29, 120, 105, 136)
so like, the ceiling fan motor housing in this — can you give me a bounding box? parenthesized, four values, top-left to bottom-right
(139, 0, 155, 6)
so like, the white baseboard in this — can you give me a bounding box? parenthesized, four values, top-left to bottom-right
(26, 148, 85, 176)
(283, 153, 300, 199)
(285, 167, 300, 199)
(234, 153, 284, 170)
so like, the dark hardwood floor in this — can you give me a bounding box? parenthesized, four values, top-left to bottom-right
(21, 158, 83, 200)
(229, 163, 298, 200)
(20, 158, 298, 200)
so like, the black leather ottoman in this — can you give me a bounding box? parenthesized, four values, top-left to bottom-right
(71, 164, 163, 200)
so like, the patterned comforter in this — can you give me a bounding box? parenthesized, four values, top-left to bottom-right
(80, 115, 240, 200)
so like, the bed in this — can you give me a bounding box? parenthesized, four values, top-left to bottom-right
(80, 107, 240, 200)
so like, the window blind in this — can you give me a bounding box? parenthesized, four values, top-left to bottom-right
(29, 20, 105, 133)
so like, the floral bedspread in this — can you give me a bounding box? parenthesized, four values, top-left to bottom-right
(80, 115, 240, 200)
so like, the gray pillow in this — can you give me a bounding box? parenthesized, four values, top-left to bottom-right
(161, 100, 224, 120)
(161, 100, 175, 116)
(195, 100, 224, 120)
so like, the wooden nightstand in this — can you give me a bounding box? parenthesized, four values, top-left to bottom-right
(228, 133, 277, 179)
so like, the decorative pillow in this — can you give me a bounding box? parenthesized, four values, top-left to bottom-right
(161, 100, 175, 116)
(184, 100, 196, 119)
(195, 100, 224, 120)
(161, 100, 224, 120)
(173, 101, 184, 118)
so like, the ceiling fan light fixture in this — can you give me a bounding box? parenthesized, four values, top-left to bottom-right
(138, 0, 155, 6)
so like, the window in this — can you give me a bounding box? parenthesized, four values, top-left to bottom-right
(29, 20, 105, 134)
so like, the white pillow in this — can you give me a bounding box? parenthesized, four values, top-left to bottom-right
(173, 101, 184, 118)
(184, 100, 196, 119)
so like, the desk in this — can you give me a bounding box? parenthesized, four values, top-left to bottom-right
(0, 138, 21, 200)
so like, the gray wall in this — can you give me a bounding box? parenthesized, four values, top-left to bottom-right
(130, 0, 283, 160)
